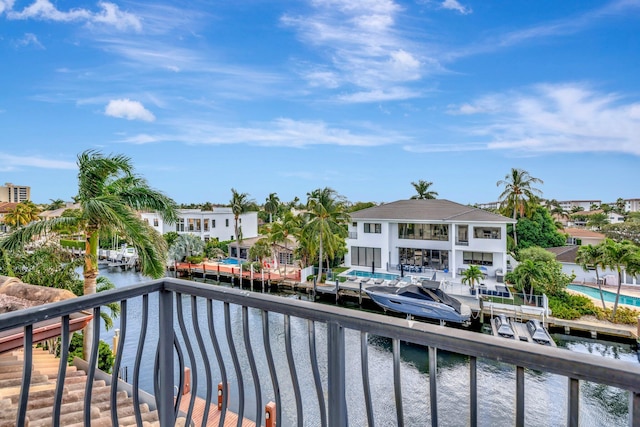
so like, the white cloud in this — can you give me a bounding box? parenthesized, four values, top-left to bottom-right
(448, 0, 640, 60)
(337, 87, 421, 103)
(120, 117, 409, 148)
(6, 0, 141, 32)
(0, 153, 76, 169)
(14, 32, 43, 48)
(105, 99, 155, 122)
(440, 0, 471, 15)
(282, 0, 436, 103)
(459, 83, 640, 155)
(0, 0, 15, 15)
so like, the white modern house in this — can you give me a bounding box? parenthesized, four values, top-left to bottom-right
(346, 200, 515, 279)
(140, 208, 258, 243)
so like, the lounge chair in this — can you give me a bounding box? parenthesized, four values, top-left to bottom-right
(373, 278, 384, 285)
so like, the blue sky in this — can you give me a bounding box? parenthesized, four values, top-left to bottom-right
(1, 0, 639, 206)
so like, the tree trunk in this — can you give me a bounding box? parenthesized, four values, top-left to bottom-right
(594, 268, 606, 309)
(611, 270, 623, 320)
(83, 230, 99, 360)
(234, 216, 240, 261)
(283, 242, 288, 279)
(317, 237, 324, 284)
(512, 208, 518, 248)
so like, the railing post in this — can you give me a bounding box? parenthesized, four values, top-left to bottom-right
(567, 377, 579, 427)
(158, 288, 174, 427)
(631, 391, 640, 427)
(328, 321, 347, 426)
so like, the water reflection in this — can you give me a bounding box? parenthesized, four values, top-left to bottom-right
(97, 270, 635, 426)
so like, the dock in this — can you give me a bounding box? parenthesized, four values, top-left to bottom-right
(175, 370, 276, 427)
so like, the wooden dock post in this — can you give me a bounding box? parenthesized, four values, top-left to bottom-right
(217, 382, 224, 410)
(265, 401, 276, 427)
(183, 367, 191, 395)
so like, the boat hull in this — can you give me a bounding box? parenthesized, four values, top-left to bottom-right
(365, 288, 471, 324)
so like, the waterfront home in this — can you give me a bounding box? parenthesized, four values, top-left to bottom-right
(140, 208, 258, 243)
(346, 199, 515, 279)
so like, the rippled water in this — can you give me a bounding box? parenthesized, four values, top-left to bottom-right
(98, 269, 638, 426)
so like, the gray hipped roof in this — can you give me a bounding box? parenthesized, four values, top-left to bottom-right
(349, 199, 516, 223)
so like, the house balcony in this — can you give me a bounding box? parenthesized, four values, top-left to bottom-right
(1, 278, 639, 426)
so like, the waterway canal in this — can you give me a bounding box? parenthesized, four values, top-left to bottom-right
(98, 269, 637, 426)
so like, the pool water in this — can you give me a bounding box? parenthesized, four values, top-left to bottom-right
(218, 258, 240, 265)
(567, 284, 640, 307)
(341, 269, 400, 281)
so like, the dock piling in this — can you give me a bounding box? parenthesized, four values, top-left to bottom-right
(265, 401, 276, 427)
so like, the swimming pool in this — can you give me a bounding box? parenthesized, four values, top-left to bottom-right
(567, 284, 640, 308)
(341, 270, 400, 281)
(218, 258, 240, 265)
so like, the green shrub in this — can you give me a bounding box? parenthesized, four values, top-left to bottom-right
(59, 332, 114, 373)
(185, 255, 204, 264)
(548, 292, 598, 320)
(594, 306, 640, 325)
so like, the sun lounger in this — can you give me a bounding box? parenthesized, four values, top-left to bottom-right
(388, 279, 399, 286)
(374, 278, 384, 285)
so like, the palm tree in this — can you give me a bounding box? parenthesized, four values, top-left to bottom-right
(587, 213, 609, 230)
(410, 180, 438, 200)
(47, 199, 66, 211)
(460, 265, 484, 291)
(229, 189, 254, 261)
(4, 201, 41, 228)
(496, 168, 543, 247)
(264, 192, 280, 224)
(303, 187, 349, 282)
(511, 259, 548, 303)
(248, 238, 272, 269)
(268, 211, 301, 278)
(0, 150, 178, 357)
(601, 239, 639, 320)
(575, 244, 606, 309)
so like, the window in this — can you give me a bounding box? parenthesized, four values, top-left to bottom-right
(456, 225, 468, 244)
(153, 218, 158, 227)
(462, 251, 493, 266)
(398, 247, 449, 270)
(212, 220, 216, 228)
(143, 218, 149, 224)
(364, 223, 381, 233)
(204, 219, 209, 232)
(176, 218, 185, 232)
(398, 223, 448, 241)
(226, 219, 229, 227)
(187, 218, 202, 232)
(352, 222, 357, 227)
(350, 246, 381, 268)
(473, 227, 501, 239)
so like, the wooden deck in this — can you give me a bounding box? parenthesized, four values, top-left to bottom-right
(177, 393, 255, 427)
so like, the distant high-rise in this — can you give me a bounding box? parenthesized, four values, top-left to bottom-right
(0, 183, 30, 203)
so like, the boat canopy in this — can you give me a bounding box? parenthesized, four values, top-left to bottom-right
(395, 285, 463, 314)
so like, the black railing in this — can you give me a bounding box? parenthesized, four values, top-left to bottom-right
(1, 277, 639, 426)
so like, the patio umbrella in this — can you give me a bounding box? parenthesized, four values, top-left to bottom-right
(400, 263, 404, 278)
(371, 261, 375, 275)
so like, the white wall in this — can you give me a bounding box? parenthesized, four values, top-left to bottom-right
(140, 209, 258, 242)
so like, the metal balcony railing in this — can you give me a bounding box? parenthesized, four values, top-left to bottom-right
(1, 277, 639, 427)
